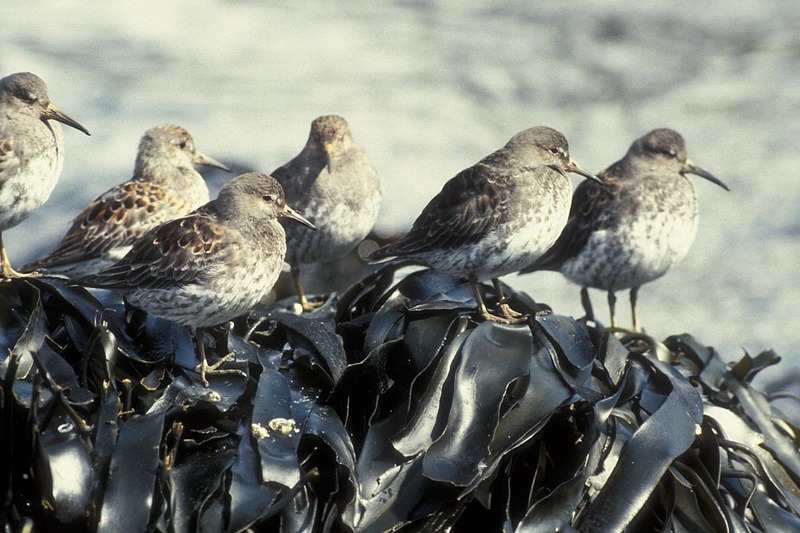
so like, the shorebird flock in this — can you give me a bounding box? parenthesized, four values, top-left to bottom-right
(1, 71, 729, 384)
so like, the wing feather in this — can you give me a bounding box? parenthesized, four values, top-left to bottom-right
(25, 180, 196, 270)
(81, 207, 228, 291)
(371, 165, 509, 259)
(521, 166, 619, 273)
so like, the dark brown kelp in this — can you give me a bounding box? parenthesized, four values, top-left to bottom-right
(0, 265, 798, 531)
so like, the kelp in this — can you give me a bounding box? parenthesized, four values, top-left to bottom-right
(0, 265, 798, 532)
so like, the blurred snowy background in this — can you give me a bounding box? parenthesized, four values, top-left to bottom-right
(1, 0, 798, 370)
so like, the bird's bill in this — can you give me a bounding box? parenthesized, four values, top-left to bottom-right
(324, 142, 333, 173)
(684, 160, 730, 191)
(41, 103, 90, 136)
(281, 204, 316, 230)
(194, 150, 230, 172)
(567, 159, 604, 184)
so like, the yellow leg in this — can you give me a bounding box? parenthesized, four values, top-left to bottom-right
(0, 233, 40, 279)
(292, 265, 323, 312)
(492, 279, 527, 320)
(630, 287, 641, 333)
(606, 289, 638, 336)
(469, 275, 527, 325)
(607, 290, 617, 329)
(580, 287, 595, 322)
(193, 327, 246, 387)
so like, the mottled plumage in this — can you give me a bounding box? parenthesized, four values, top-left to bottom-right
(370, 126, 600, 323)
(0, 72, 90, 278)
(23, 124, 228, 277)
(81, 172, 314, 385)
(272, 115, 380, 310)
(521, 128, 729, 331)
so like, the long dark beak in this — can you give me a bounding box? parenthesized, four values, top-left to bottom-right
(194, 150, 230, 172)
(324, 142, 333, 174)
(566, 159, 604, 184)
(281, 204, 316, 230)
(684, 160, 730, 191)
(41, 103, 90, 136)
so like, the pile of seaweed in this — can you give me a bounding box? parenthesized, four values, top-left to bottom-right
(1, 264, 799, 532)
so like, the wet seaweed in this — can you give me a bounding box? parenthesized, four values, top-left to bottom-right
(0, 265, 798, 531)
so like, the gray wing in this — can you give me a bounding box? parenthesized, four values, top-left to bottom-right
(81, 207, 230, 291)
(270, 151, 326, 209)
(521, 164, 620, 273)
(370, 164, 509, 260)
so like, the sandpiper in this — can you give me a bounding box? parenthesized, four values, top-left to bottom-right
(23, 124, 229, 277)
(0, 72, 90, 278)
(81, 172, 315, 386)
(521, 128, 729, 331)
(272, 115, 380, 311)
(369, 126, 600, 324)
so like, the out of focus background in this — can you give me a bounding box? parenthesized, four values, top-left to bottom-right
(1, 1, 798, 370)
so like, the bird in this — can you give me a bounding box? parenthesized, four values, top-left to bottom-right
(80, 172, 315, 386)
(22, 124, 229, 277)
(368, 125, 601, 324)
(0, 71, 90, 278)
(271, 115, 381, 311)
(520, 128, 729, 332)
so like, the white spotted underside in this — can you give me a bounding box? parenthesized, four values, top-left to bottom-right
(126, 239, 285, 327)
(0, 120, 64, 231)
(562, 179, 699, 290)
(420, 173, 572, 281)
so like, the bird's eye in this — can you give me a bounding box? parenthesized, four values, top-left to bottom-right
(262, 194, 274, 203)
(659, 148, 677, 157)
(19, 91, 36, 103)
(178, 141, 187, 149)
(548, 147, 561, 155)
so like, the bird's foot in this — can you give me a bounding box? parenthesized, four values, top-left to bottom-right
(299, 297, 325, 312)
(498, 302, 527, 320)
(480, 306, 529, 325)
(195, 352, 247, 387)
(1, 264, 41, 280)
